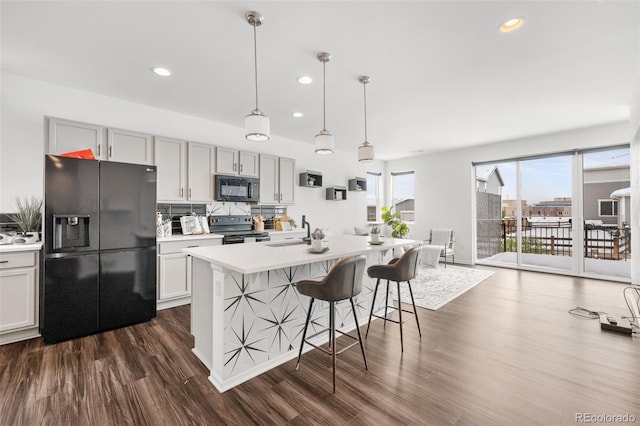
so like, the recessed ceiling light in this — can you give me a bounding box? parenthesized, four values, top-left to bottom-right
(297, 75, 312, 84)
(152, 67, 172, 77)
(500, 17, 524, 33)
(292, 112, 304, 118)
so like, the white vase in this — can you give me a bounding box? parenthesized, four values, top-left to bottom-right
(311, 239, 323, 251)
(370, 233, 380, 243)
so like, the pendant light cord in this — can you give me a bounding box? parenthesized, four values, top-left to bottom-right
(322, 60, 326, 131)
(363, 81, 368, 143)
(253, 22, 259, 110)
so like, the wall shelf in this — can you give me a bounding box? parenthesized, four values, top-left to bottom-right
(299, 171, 323, 188)
(348, 177, 367, 191)
(326, 186, 347, 201)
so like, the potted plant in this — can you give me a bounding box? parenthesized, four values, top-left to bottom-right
(381, 206, 409, 238)
(307, 176, 316, 187)
(311, 228, 325, 251)
(370, 225, 381, 243)
(9, 196, 43, 242)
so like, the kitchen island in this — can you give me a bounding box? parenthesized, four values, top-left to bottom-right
(183, 234, 420, 392)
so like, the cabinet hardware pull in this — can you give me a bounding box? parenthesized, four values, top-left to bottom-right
(233, 163, 237, 172)
(97, 145, 101, 156)
(187, 245, 198, 248)
(240, 163, 243, 173)
(109, 145, 112, 157)
(189, 188, 192, 198)
(180, 188, 184, 197)
(0, 260, 8, 264)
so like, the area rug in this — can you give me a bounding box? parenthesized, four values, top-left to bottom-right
(393, 265, 495, 310)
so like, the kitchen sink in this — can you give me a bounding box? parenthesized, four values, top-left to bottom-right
(266, 239, 308, 247)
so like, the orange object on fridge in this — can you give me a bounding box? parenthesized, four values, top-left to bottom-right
(59, 148, 96, 160)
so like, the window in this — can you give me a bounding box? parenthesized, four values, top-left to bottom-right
(391, 171, 415, 221)
(366, 172, 380, 222)
(598, 199, 618, 217)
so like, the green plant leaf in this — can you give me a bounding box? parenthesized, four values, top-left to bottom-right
(9, 196, 43, 233)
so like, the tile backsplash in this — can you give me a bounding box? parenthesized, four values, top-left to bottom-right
(156, 202, 252, 234)
(0, 213, 19, 233)
(206, 202, 251, 216)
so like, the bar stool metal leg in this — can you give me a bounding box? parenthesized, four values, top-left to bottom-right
(366, 278, 380, 338)
(406, 280, 422, 337)
(383, 280, 390, 329)
(330, 302, 337, 393)
(296, 298, 314, 370)
(350, 297, 367, 370)
(397, 281, 404, 352)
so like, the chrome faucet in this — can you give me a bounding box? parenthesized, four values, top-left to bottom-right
(302, 215, 311, 243)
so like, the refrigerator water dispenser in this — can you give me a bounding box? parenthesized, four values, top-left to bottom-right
(53, 214, 91, 249)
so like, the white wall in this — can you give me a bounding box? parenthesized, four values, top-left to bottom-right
(0, 72, 384, 235)
(385, 122, 630, 264)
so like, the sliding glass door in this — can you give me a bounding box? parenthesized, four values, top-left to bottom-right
(475, 146, 631, 281)
(519, 155, 573, 271)
(475, 161, 517, 266)
(582, 148, 631, 279)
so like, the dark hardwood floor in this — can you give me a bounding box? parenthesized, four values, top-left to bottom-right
(1, 267, 638, 425)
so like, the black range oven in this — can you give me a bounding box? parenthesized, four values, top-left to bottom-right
(208, 215, 270, 245)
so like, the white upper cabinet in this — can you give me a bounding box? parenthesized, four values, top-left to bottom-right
(259, 154, 279, 204)
(155, 137, 186, 202)
(278, 157, 296, 204)
(156, 138, 214, 202)
(107, 128, 154, 165)
(238, 151, 259, 177)
(187, 142, 215, 201)
(216, 147, 258, 177)
(259, 154, 295, 204)
(48, 117, 104, 158)
(216, 147, 237, 175)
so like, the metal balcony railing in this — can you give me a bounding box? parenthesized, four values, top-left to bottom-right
(497, 220, 631, 260)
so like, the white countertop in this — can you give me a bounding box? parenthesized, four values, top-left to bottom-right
(158, 229, 302, 243)
(183, 234, 420, 274)
(157, 233, 223, 243)
(0, 242, 43, 253)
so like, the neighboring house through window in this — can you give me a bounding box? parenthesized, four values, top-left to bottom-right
(366, 172, 381, 222)
(391, 171, 415, 221)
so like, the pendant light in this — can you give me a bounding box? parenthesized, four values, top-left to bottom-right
(357, 76, 375, 162)
(245, 11, 270, 142)
(315, 52, 334, 155)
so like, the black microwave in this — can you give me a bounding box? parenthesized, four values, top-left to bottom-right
(215, 175, 260, 203)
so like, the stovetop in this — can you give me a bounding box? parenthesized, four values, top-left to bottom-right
(208, 215, 269, 238)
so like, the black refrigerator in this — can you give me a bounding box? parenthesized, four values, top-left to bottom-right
(42, 155, 157, 344)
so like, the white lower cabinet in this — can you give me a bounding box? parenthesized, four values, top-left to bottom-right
(158, 253, 189, 301)
(0, 248, 40, 345)
(157, 237, 222, 310)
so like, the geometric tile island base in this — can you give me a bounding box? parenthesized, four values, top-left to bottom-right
(189, 244, 403, 392)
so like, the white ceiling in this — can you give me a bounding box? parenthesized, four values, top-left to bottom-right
(2, 1, 638, 160)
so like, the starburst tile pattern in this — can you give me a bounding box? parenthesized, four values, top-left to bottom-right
(219, 250, 394, 379)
